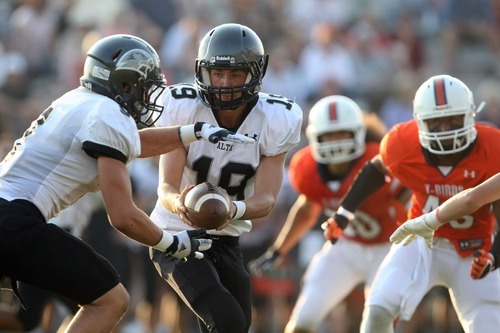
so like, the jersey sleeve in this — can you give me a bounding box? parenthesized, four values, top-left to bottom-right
(380, 120, 420, 176)
(81, 103, 140, 163)
(259, 94, 303, 156)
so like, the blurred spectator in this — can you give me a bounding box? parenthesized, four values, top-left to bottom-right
(347, 15, 395, 110)
(379, 70, 421, 129)
(159, 16, 206, 84)
(388, 10, 427, 72)
(440, 0, 500, 74)
(262, 42, 308, 107)
(8, 0, 60, 77)
(476, 78, 500, 128)
(288, 0, 356, 39)
(0, 131, 15, 160)
(298, 22, 357, 102)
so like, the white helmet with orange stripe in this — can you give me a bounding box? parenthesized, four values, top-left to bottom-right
(306, 95, 366, 164)
(413, 74, 482, 155)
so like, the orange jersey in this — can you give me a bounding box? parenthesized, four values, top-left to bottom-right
(289, 143, 407, 245)
(381, 120, 500, 257)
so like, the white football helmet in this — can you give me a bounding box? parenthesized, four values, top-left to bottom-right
(413, 74, 478, 155)
(306, 95, 366, 163)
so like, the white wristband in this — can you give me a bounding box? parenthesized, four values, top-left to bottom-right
(337, 206, 355, 221)
(231, 201, 246, 220)
(178, 125, 197, 144)
(424, 209, 443, 230)
(152, 229, 174, 252)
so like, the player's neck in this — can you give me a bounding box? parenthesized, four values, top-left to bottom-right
(215, 105, 247, 129)
(432, 153, 465, 166)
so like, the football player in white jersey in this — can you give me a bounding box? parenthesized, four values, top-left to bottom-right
(149, 23, 303, 333)
(0, 34, 252, 332)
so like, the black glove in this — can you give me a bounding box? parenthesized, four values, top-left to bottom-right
(247, 249, 281, 277)
(194, 122, 256, 144)
(165, 229, 212, 261)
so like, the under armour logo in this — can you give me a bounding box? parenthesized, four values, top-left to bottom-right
(463, 170, 476, 178)
(245, 133, 258, 140)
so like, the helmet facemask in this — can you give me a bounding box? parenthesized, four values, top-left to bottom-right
(112, 72, 166, 128)
(417, 113, 476, 155)
(312, 129, 366, 164)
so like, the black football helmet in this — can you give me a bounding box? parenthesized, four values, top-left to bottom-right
(195, 23, 269, 110)
(80, 34, 166, 127)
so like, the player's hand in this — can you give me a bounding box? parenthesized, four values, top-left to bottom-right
(471, 249, 496, 280)
(195, 122, 256, 144)
(165, 229, 212, 261)
(390, 212, 441, 249)
(321, 213, 349, 244)
(248, 249, 281, 277)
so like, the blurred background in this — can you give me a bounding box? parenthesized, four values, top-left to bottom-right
(1, 0, 498, 332)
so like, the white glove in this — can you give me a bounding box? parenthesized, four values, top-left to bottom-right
(179, 122, 256, 144)
(389, 210, 442, 249)
(165, 229, 212, 260)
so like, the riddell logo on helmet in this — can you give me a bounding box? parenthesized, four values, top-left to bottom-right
(210, 56, 235, 64)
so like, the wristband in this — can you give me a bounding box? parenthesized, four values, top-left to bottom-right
(435, 208, 445, 223)
(152, 229, 174, 252)
(231, 201, 246, 220)
(337, 206, 355, 221)
(424, 209, 443, 230)
(178, 125, 197, 145)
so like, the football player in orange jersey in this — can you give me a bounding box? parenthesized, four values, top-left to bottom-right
(323, 74, 500, 333)
(390, 171, 500, 280)
(248, 95, 409, 333)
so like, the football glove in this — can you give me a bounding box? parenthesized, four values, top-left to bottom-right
(165, 229, 212, 261)
(390, 210, 442, 249)
(179, 122, 256, 145)
(247, 249, 281, 277)
(471, 249, 496, 280)
(195, 122, 256, 144)
(321, 212, 349, 245)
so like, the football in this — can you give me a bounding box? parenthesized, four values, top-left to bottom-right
(184, 182, 231, 230)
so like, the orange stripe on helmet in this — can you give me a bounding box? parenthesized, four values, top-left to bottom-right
(434, 78, 447, 106)
(329, 102, 337, 121)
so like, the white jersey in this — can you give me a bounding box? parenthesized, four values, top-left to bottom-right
(150, 83, 302, 236)
(0, 87, 141, 221)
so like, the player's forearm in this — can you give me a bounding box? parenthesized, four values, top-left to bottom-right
(108, 206, 163, 246)
(138, 126, 184, 158)
(437, 175, 500, 223)
(433, 189, 477, 223)
(274, 198, 319, 254)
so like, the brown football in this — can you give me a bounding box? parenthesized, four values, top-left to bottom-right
(184, 182, 231, 230)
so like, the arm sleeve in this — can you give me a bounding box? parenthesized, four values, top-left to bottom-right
(340, 161, 387, 213)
